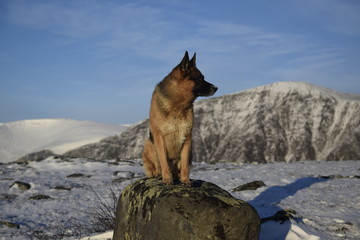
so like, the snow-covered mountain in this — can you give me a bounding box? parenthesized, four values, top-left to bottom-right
(0, 119, 127, 163)
(193, 81, 360, 163)
(65, 81, 360, 163)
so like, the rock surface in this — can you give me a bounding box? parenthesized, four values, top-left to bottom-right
(232, 181, 266, 192)
(15, 149, 55, 163)
(64, 120, 148, 160)
(9, 181, 31, 191)
(113, 178, 260, 240)
(65, 82, 360, 163)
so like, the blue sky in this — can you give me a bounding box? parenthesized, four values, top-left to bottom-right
(1, 0, 359, 124)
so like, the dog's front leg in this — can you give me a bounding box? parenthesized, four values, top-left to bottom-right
(153, 132, 173, 184)
(180, 136, 191, 186)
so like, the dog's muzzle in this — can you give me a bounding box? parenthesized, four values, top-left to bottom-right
(209, 85, 218, 95)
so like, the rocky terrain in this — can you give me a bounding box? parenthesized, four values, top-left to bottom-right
(65, 82, 360, 163)
(1, 157, 359, 239)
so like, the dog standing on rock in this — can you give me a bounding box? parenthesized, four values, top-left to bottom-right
(142, 51, 218, 185)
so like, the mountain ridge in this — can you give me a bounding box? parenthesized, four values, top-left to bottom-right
(192, 81, 360, 163)
(64, 81, 360, 163)
(224, 81, 360, 101)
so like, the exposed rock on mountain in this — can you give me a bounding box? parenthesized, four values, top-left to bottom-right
(65, 82, 360, 163)
(64, 120, 148, 160)
(15, 150, 55, 163)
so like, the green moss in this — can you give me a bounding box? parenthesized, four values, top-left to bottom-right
(114, 178, 260, 240)
(0, 220, 19, 228)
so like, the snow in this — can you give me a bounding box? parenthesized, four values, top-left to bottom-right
(1, 157, 359, 240)
(261, 221, 321, 240)
(0, 119, 127, 163)
(247, 81, 360, 102)
(79, 231, 113, 240)
(193, 161, 359, 239)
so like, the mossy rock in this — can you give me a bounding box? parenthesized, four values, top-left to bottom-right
(54, 186, 71, 191)
(9, 181, 31, 191)
(66, 173, 91, 178)
(28, 194, 52, 200)
(0, 220, 20, 228)
(232, 180, 266, 192)
(0, 193, 17, 201)
(113, 178, 260, 240)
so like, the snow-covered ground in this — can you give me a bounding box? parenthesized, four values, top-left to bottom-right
(0, 119, 127, 163)
(0, 157, 359, 240)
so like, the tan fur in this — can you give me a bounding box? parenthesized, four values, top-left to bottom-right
(142, 52, 217, 185)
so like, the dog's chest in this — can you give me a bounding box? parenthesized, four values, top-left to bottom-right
(160, 117, 192, 156)
(161, 117, 192, 139)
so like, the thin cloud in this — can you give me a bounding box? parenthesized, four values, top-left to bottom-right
(4, 0, 344, 70)
(6, 1, 106, 38)
(198, 20, 258, 36)
(5, 1, 166, 39)
(288, 50, 342, 66)
(292, 0, 360, 36)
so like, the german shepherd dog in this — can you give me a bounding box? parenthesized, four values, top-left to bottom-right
(142, 51, 217, 185)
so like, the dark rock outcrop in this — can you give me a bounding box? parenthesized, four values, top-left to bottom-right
(9, 181, 31, 191)
(113, 178, 260, 240)
(15, 149, 55, 163)
(233, 181, 266, 192)
(64, 120, 148, 160)
(66, 173, 91, 178)
(0, 220, 20, 229)
(28, 194, 52, 200)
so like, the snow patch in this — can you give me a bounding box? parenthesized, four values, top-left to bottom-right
(0, 119, 127, 163)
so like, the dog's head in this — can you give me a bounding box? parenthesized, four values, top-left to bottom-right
(176, 51, 218, 97)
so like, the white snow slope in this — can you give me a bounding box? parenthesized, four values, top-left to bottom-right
(0, 158, 359, 240)
(0, 119, 127, 163)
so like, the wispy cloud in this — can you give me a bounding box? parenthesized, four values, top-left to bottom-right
(6, 1, 169, 38)
(192, 20, 342, 71)
(4, 0, 344, 67)
(292, 0, 360, 36)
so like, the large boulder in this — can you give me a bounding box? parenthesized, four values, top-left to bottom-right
(113, 178, 260, 240)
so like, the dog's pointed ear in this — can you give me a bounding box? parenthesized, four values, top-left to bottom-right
(190, 52, 196, 67)
(179, 51, 190, 73)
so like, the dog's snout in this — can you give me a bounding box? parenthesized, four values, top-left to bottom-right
(212, 85, 218, 93)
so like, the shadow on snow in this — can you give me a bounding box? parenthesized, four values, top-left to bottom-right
(249, 177, 329, 240)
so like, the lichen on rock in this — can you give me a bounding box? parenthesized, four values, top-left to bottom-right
(113, 178, 260, 240)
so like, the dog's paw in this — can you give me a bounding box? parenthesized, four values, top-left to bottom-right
(161, 177, 173, 185)
(180, 179, 191, 187)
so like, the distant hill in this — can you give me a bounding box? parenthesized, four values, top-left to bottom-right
(66, 82, 360, 162)
(0, 119, 126, 163)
